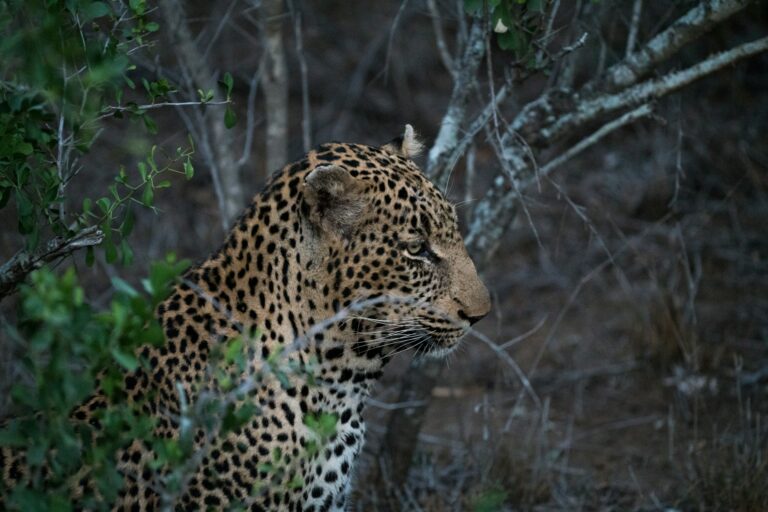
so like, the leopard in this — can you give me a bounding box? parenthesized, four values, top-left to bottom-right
(1, 125, 491, 511)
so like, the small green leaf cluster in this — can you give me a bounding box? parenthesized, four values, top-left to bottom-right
(82, 142, 195, 266)
(470, 483, 509, 512)
(303, 411, 339, 458)
(220, 72, 237, 129)
(0, 254, 189, 511)
(0, 0, 194, 258)
(465, 0, 546, 62)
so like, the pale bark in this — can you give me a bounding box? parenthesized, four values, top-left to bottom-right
(262, 0, 289, 172)
(427, 17, 488, 189)
(467, 35, 768, 258)
(589, 0, 753, 94)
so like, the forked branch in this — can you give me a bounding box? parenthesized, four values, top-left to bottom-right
(0, 226, 104, 300)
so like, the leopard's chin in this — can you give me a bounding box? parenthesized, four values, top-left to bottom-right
(419, 329, 467, 359)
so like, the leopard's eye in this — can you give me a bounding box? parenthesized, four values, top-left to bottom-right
(405, 240, 427, 256)
(404, 240, 432, 260)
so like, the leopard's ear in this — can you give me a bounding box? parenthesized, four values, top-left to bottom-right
(303, 164, 365, 236)
(381, 124, 423, 159)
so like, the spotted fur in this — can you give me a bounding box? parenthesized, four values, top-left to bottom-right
(1, 127, 491, 511)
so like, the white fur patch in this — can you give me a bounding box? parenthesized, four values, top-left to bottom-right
(402, 124, 424, 159)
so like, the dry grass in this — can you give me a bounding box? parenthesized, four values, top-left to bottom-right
(681, 403, 768, 511)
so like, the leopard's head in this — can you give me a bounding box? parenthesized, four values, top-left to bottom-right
(301, 125, 490, 359)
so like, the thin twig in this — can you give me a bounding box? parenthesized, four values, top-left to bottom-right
(288, 0, 312, 152)
(201, 0, 240, 61)
(383, 0, 411, 82)
(426, 0, 455, 75)
(98, 100, 229, 120)
(469, 328, 542, 409)
(625, 0, 643, 57)
(237, 61, 264, 168)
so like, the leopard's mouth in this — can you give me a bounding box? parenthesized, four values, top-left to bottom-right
(352, 315, 467, 358)
(414, 321, 468, 358)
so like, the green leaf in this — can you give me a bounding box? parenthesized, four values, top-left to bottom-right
(471, 485, 508, 512)
(141, 183, 154, 207)
(120, 239, 134, 266)
(109, 183, 120, 201)
(129, 0, 145, 15)
(225, 338, 243, 363)
(318, 413, 338, 437)
(183, 158, 194, 179)
(112, 277, 138, 298)
(288, 475, 304, 489)
(111, 348, 138, 372)
(142, 114, 157, 134)
(497, 30, 522, 51)
(224, 106, 237, 129)
(221, 72, 234, 96)
(81, 2, 111, 22)
(96, 197, 112, 214)
(16, 142, 34, 156)
(141, 78, 152, 96)
(145, 21, 160, 32)
(105, 239, 118, 263)
(464, 0, 483, 13)
(120, 209, 135, 237)
(137, 161, 148, 181)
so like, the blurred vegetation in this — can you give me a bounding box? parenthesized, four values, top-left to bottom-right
(0, 0, 198, 508)
(0, 258, 186, 509)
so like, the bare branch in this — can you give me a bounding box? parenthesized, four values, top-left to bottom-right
(237, 62, 264, 168)
(426, 0, 455, 75)
(202, 0, 239, 61)
(591, 0, 754, 94)
(440, 83, 509, 191)
(625, 0, 643, 58)
(97, 100, 229, 120)
(547, 35, 768, 140)
(0, 226, 104, 299)
(469, 328, 541, 409)
(467, 35, 768, 258)
(383, 0, 411, 81)
(535, 0, 561, 67)
(428, 16, 488, 188)
(537, 103, 654, 180)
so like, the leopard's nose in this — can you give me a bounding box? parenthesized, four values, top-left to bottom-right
(458, 309, 485, 325)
